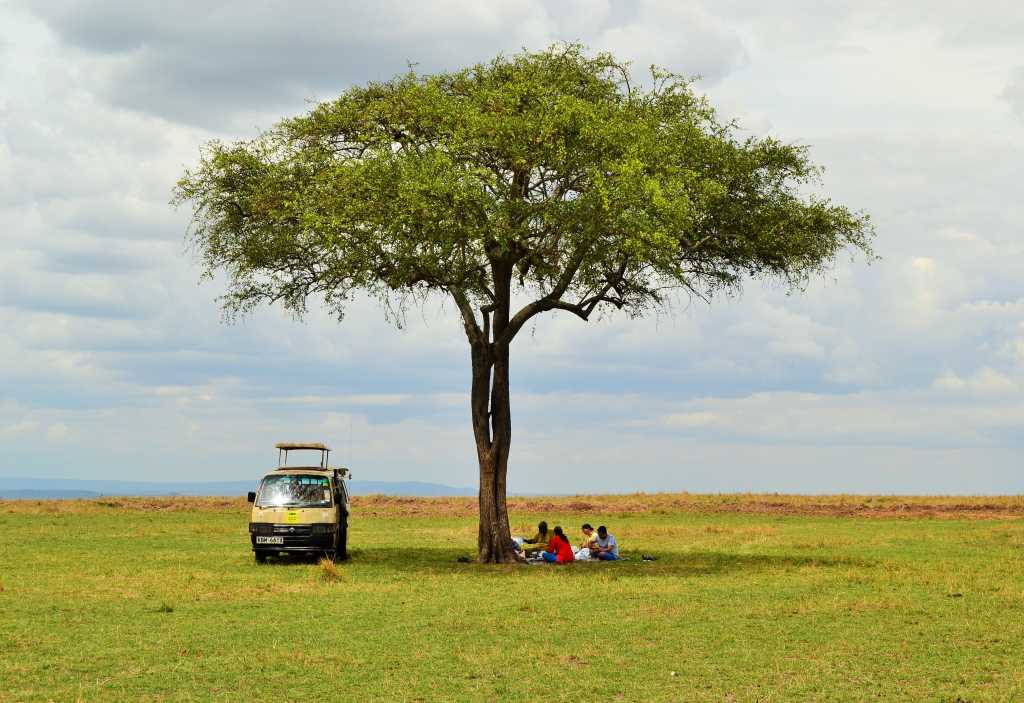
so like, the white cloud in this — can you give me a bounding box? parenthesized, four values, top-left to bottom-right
(278, 394, 412, 407)
(1, 418, 39, 438)
(637, 388, 1024, 449)
(46, 423, 70, 441)
(660, 411, 718, 428)
(2, 1, 1024, 494)
(1004, 66, 1024, 120)
(932, 368, 1019, 395)
(596, 1, 747, 81)
(725, 302, 829, 360)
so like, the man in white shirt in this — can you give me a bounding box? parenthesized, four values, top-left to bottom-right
(592, 525, 619, 561)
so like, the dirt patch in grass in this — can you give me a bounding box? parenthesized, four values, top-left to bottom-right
(0, 496, 245, 514)
(354, 493, 1024, 520)
(5, 493, 1022, 519)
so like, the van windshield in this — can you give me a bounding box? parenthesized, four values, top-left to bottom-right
(257, 474, 332, 508)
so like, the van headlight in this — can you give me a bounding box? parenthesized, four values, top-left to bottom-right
(311, 523, 334, 534)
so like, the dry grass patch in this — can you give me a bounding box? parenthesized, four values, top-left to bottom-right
(0, 496, 248, 515)
(318, 558, 346, 583)
(5, 492, 1024, 519)
(405, 491, 985, 521)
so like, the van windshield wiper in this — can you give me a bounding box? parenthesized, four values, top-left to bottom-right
(257, 503, 329, 509)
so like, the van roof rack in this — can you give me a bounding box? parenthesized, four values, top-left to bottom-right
(275, 442, 330, 451)
(275, 442, 332, 468)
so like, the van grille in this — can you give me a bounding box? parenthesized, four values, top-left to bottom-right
(272, 524, 313, 536)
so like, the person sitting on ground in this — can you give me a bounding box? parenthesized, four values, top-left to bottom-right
(578, 523, 597, 550)
(592, 525, 619, 561)
(541, 526, 575, 564)
(521, 521, 551, 556)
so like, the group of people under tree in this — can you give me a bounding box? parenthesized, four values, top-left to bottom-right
(518, 521, 619, 563)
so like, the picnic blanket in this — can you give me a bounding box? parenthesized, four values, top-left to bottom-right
(525, 551, 630, 564)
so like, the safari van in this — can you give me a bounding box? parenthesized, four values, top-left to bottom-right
(246, 442, 351, 562)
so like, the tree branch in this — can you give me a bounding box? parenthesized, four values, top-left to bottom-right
(481, 303, 495, 343)
(495, 238, 610, 345)
(449, 287, 484, 345)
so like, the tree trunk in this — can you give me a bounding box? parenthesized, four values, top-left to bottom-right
(471, 339, 516, 562)
(472, 261, 518, 563)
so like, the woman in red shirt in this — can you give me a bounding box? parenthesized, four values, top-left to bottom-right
(541, 526, 575, 564)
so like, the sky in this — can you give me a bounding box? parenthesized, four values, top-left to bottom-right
(1, 0, 1022, 494)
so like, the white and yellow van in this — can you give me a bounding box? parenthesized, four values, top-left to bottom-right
(246, 442, 351, 563)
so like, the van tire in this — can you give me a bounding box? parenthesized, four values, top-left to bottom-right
(254, 552, 267, 563)
(337, 520, 348, 561)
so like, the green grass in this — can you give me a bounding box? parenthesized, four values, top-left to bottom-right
(1, 498, 1023, 702)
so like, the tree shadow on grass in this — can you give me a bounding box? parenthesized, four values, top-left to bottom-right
(339, 547, 876, 578)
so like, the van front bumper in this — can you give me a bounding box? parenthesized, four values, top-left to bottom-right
(249, 522, 335, 552)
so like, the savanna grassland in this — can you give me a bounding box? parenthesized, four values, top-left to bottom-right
(2, 494, 1023, 702)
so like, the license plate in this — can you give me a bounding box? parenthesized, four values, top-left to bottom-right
(256, 536, 284, 545)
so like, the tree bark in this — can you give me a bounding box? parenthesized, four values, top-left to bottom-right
(471, 260, 518, 563)
(472, 340, 516, 562)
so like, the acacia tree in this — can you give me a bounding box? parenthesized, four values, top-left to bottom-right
(175, 45, 872, 562)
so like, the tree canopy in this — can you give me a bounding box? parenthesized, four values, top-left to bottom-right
(175, 45, 870, 332)
(174, 44, 873, 562)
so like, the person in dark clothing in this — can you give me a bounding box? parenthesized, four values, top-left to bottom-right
(592, 525, 619, 560)
(521, 520, 551, 556)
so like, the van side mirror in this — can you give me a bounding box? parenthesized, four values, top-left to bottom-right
(247, 491, 256, 503)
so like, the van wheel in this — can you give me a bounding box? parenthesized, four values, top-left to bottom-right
(337, 521, 348, 561)
(254, 552, 267, 563)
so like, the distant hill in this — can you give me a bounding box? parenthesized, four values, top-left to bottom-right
(1, 489, 103, 499)
(0, 476, 475, 499)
